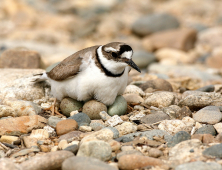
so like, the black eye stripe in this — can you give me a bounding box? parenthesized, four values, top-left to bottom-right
(112, 52, 118, 58)
(119, 45, 132, 55)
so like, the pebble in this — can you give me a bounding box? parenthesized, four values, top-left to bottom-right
(0, 49, 41, 68)
(0, 158, 22, 170)
(82, 100, 107, 119)
(193, 106, 222, 124)
(60, 97, 84, 117)
(148, 148, 163, 158)
(0, 135, 20, 145)
(176, 106, 192, 120)
(90, 122, 105, 131)
(0, 115, 47, 136)
(105, 115, 123, 127)
(123, 85, 145, 96)
(20, 151, 74, 170)
(143, 28, 196, 52)
(0, 105, 16, 118)
(62, 156, 117, 170)
(64, 144, 79, 155)
(107, 96, 127, 116)
(158, 117, 195, 135)
(58, 140, 69, 150)
(23, 136, 38, 148)
(145, 91, 175, 107)
(12, 147, 40, 158)
(141, 111, 170, 124)
(79, 126, 92, 132)
(132, 13, 180, 36)
(117, 150, 143, 160)
(196, 85, 215, 92)
(214, 123, 222, 133)
(115, 122, 137, 137)
(202, 134, 215, 144)
(140, 78, 173, 92)
(167, 131, 191, 147)
(132, 51, 156, 68)
(43, 125, 56, 137)
(103, 127, 119, 139)
(175, 161, 222, 170)
(59, 131, 83, 141)
(99, 111, 111, 121)
(203, 143, 222, 158)
(107, 139, 121, 152)
(195, 125, 217, 136)
(56, 119, 78, 136)
(30, 129, 49, 140)
(129, 112, 145, 121)
(122, 93, 144, 104)
(48, 116, 62, 128)
(68, 112, 91, 126)
(118, 155, 165, 169)
(77, 140, 112, 161)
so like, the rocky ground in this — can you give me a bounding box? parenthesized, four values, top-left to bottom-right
(1, 0, 222, 170)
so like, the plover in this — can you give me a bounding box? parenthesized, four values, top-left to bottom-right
(34, 42, 141, 105)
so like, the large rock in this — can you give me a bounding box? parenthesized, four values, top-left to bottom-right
(0, 115, 47, 136)
(0, 158, 22, 170)
(0, 69, 48, 101)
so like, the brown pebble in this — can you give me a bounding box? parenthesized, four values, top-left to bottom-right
(56, 119, 78, 136)
(148, 148, 163, 158)
(40, 145, 51, 152)
(191, 134, 203, 142)
(202, 134, 215, 144)
(118, 154, 164, 170)
(123, 94, 144, 104)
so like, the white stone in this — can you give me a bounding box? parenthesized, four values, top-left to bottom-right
(43, 125, 56, 137)
(214, 123, 222, 134)
(70, 110, 79, 116)
(124, 85, 145, 96)
(105, 115, 123, 127)
(79, 126, 92, 132)
(129, 112, 145, 121)
(41, 103, 51, 109)
(99, 111, 111, 121)
(30, 129, 49, 140)
(51, 146, 58, 152)
(115, 122, 137, 137)
(58, 139, 68, 150)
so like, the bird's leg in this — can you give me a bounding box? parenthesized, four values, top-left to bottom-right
(51, 98, 56, 116)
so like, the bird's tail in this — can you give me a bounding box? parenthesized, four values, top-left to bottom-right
(32, 72, 48, 82)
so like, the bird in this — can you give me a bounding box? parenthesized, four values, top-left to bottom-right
(34, 42, 141, 106)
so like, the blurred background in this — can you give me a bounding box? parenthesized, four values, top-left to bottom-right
(0, 0, 222, 88)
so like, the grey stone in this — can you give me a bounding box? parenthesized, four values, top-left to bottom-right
(20, 151, 74, 170)
(195, 125, 217, 136)
(203, 143, 222, 158)
(175, 161, 222, 170)
(60, 98, 84, 117)
(90, 122, 105, 131)
(68, 112, 91, 126)
(167, 131, 191, 147)
(141, 111, 170, 124)
(48, 116, 62, 128)
(77, 141, 112, 161)
(115, 129, 172, 143)
(107, 96, 127, 116)
(193, 106, 222, 124)
(132, 13, 180, 36)
(11, 147, 40, 158)
(59, 131, 83, 142)
(133, 51, 156, 68)
(64, 144, 79, 155)
(196, 85, 215, 92)
(62, 156, 116, 170)
(0, 158, 22, 170)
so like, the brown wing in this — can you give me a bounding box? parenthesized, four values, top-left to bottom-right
(47, 45, 99, 81)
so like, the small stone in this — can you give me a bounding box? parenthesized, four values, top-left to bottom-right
(68, 112, 91, 126)
(141, 111, 170, 124)
(202, 134, 215, 144)
(23, 136, 38, 148)
(176, 106, 192, 119)
(43, 125, 56, 137)
(193, 106, 222, 124)
(77, 140, 112, 161)
(167, 131, 191, 147)
(143, 28, 196, 52)
(145, 91, 175, 107)
(124, 85, 145, 96)
(48, 116, 62, 128)
(129, 112, 145, 121)
(132, 51, 156, 68)
(64, 144, 79, 155)
(118, 155, 164, 169)
(58, 140, 69, 150)
(0, 105, 16, 118)
(103, 127, 119, 139)
(56, 119, 78, 136)
(62, 156, 116, 170)
(175, 161, 222, 170)
(0, 115, 47, 136)
(20, 151, 74, 170)
(132, 13, 180, 36)
(0, 158, 22, 170)
(30, 129, 49, 140)
(203, 143, 222, 158)
(99, 111, 111, 121)
(191, 134, 203, 141)
(79, 126, 92, 132)
(158, 117, 195, 135)
(140, 78, 173, 92)
(51, 146, 59, 152)
(12, 147, 40, 158)
(196, 85, 215, 92)
(60, 97, 84, 117)
(59, 131, 83, 141)
(107, 96, 127, 116)
(40, 145, 51, 152)
(123, 94, 144, 104)
(0, 49, 41, 68)
(148, 148, 163, 158)
(82, 100, 107, 119)
(214, 123, 222, 133)
(105, 115, 123, 127)
(90, 122, 105, 131)
(0, 135, 20, 145)
(115, 122, 137, 137)
(195, 125, 217, 136)
(117, 150, 143, 160)
(107, 139, 121, 152)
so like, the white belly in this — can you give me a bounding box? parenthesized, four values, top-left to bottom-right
(49, 63, 129, 105)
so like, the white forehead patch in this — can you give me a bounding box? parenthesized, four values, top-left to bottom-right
(121, 51, 132, 59)
(104, 47, 117, 53)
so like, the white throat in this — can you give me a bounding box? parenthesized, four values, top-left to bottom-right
(97, 46, 127, 74)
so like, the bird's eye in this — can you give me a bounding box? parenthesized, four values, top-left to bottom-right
(111, 52, 117, 58)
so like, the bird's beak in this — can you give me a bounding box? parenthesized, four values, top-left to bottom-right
(125, 59, 141, 73)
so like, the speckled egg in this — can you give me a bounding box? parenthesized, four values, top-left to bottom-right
(107, 96, 127, 116)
